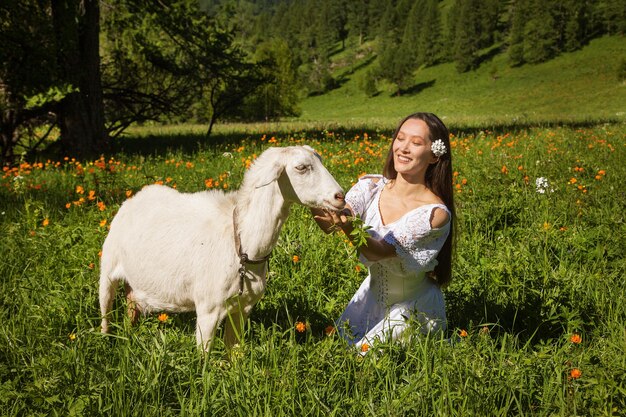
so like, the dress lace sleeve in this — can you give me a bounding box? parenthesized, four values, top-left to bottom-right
(382, 205, 451, 273)
(345, 175, 383, 217)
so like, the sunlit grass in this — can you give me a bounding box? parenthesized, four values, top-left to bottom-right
(1, 122, 625, 415)
(300, 36, 626, 125)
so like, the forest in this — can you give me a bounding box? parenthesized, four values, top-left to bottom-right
(1, 0, 624, 163)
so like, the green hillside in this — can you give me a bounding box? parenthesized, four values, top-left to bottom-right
(296, 36, 626, 127)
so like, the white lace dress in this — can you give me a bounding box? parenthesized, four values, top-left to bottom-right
(337, 175, 451, 349)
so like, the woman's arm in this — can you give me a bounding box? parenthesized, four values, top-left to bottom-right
(313, 208, 396, 262)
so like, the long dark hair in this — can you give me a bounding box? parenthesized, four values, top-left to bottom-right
(382, 112, 456, 287)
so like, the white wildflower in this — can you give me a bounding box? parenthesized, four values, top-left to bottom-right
(535, 177, 553, 194)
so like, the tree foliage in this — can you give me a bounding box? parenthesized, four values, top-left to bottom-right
(1, 0, 106, 162)
(1, 0, 624, 163)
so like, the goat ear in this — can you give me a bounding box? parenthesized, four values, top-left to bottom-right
(254, 148, 286, 187)
(266, 162, 285, 183)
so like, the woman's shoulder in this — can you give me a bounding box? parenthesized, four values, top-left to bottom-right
(402, 203, 450, 230)
(429, 205, 450, 229)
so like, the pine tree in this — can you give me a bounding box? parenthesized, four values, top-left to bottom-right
(562, 0, 588, 52)
(523, 0, 558, 63)
(478, 0, 502, 47)
(402, 0, 424, 62)
(347, 0, 370, 45)
(451, 0, 482, 72)
(418, 0, 443, 66)
(444, 1, 459, 59)
(239, 38, 301, 120)
(508, 0, 527, 66)
(376, 0, 399, 38)
(598, 0, 626, 35)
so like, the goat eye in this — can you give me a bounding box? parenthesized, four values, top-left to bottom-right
(295, 164, 308, 172)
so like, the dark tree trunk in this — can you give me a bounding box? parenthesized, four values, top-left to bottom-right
(0, 108, 18, 166)
(51, 0, 107, 157)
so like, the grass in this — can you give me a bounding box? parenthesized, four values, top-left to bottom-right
(1, 122, 625, 415)
(297, 36, 626, 127)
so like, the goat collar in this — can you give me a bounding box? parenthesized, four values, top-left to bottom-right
(233, 207, 271, 295)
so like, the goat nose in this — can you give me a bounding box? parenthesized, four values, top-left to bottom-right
(335, 192, 345, 201)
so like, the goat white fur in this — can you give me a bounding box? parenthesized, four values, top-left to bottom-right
(99, 145, 345, 350)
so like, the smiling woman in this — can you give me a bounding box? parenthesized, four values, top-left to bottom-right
(312, 112, 456, 351)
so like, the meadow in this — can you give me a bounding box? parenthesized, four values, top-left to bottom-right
(299, 36, 626, 126)
(1, 121, 625, 415)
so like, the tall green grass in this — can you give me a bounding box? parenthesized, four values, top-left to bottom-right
(1, 123, 625, 415)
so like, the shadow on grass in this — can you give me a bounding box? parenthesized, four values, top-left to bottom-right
(109, 131, 248, 157)
(398, 79, 436, 96)
(107, 118, 623, 160)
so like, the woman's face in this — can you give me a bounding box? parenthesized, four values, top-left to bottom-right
(392, 118, 438, 180)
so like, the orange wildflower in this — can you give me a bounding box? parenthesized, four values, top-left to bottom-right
(99, 219, 107, 227)
(75, 185, 84, 194)
(459, 329, 468, 337)
(42, 218, 49, 227)
(97, 201, 106, 211)
(295, 321, 306, 333)
(157, 313, 168, 323)
(292, 255, 300, 263)
(361, 343, 370, 352)
(570, 368, 582, 379)
(570, 333, 582, 344)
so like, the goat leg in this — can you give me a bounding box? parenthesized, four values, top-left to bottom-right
(124, 283, 140, 325)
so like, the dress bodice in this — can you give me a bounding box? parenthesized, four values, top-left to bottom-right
(346, 175, 451, 306)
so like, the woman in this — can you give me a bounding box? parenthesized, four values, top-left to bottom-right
(313, 112, 455, 350)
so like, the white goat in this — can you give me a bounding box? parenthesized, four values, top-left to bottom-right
(99, 145, 345, 350)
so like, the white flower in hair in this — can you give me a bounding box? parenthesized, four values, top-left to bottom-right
(431, 139, 447, 157)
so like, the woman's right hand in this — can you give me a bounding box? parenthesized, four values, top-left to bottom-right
(311, 207, 353, 234)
